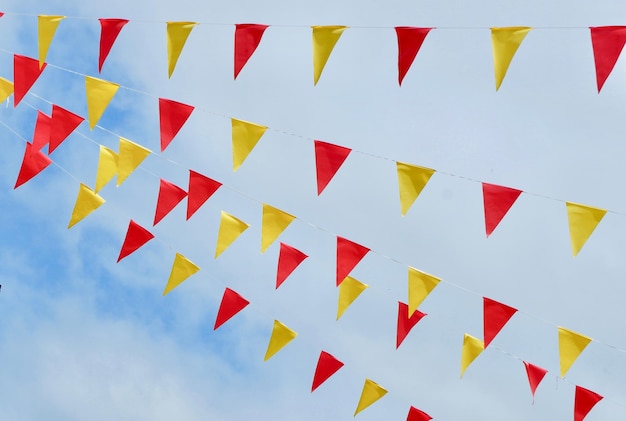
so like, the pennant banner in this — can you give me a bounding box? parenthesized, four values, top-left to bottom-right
(314, 140, 351, 196)
(574, 385, 603, 421)
(590, 26, 626, 92)
(482, 182, 522, 237)
(336, 276, 368, 320)
(276, 242, 308, 289)
(166, 21, 198, 78)
(0, 77, 14, 103)
(153, 179, 188, 225)
(95, 145, 118, 192)
(261, 204, 295, 253)
(162, 252, 200, 296)
(68, 183, 105, 228)
(85, 76, 120, 129)
(98, 18, 129, 72)
(215, 211, 249, 258)
(234, 24, 269, 79)
(38, 15, 65, 68)
(214, 287, 250, 330)
(311, 350, 344, 392)
(117, 137, 151, 186)
(558, 327, 592, 378)
(396, 162, 435, 216)
(407, 406, 433, 421)
(14, 142, 52, 189)
(460, 333, 484, 378)
(14, 54, 47, 107)
(117, 219, 154, 262)
(395, 27, 432, 86)
(565, 202, 607, 256)
(264, 319, 297, 361)
(483, 297, 517, 348)
(336, 236, 370, 286)
(523, 361, 548, 401)
(396, 301, 427, 349)
(408, 266, 440, 314)
(31, 111, 51, 151)
(312, 25, 347, 85)
(231, 118, 268, 171)
(354, 379, 387, 416)
(49, 104, 84, 154)
(159, 98, 194, 152)
(187, 170, 222, 220)
(491, 26, 532, 90)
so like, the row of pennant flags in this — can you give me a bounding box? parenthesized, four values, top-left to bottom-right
(4, 13, 626, 89)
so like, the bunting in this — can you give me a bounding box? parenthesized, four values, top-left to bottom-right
(153, 179, 188, 225)
(574, 386, 603, 421)
(186, 170, 221, 220)
(85, 76, 120, 129)
(159, 98, 194, 152)
(482, 182, 522, 237)
(396, 301, 427, 349)
(311, 350, 344, 392)
(31, 111, 51, 151)
(396, 162, 435, 216)
(14, 54, 47, 107)
(558, 327, 592, 378)
(214, 288, 250, 330)
(336, 276, 368, 320)
(490, 27, 532, 90)
(590, 26, 626, 92)
(98, 18, 129, 72)
(311, 25, 347, 85)
(117, 219, 154, 262)
(0, 77, 14, 103)
(14, 142, 52, 189)
(408, 266, 440, 314)
(407, 407, 432, 421)
(523, 361, 548, 401)
(48, 104, 84, 154)
(354, 379, 387, 416)
(117, 137, 151, 186)
(162, 252, 200, 296)
(264, 320, 297, 361)
(261, 204, 295, 253)
(275, 242, 308, 289)
(95, 145, 118, 192)
(395, 27, 432, 86)
(314, 140, 352, 195)
(38, 15, 65, 68)
(483, 297, 517, 348)
(460, 333, 484, 378)
(215, 211, 249, 258)
(166, 21, 198, 78)
(67, 183, 105, 228)
(231, 118, 268, 171)
(336, 236, 370, 286)
(565, 202, 607, 256)
(234, 24, 269, 79)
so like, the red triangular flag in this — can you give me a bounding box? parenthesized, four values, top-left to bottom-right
(14, 54, 47, 107)
(336, 236, 369, 286)
(234, 24, 269, 79)
(314, 140, 351, 195)
(153, 179, 188, 225)
(523, 361, 547, 401)
(482, 182, 522, 237)
(574, 385, 603, 421)
(214, 287, 250, 330)
(397, 301, 427, 349)
(31, 111, 51, 151)
(407, 406, 432, 421)
(311, 350, 344, 392)
(14, 142, 52, 188)
(159, 98, 194, 152)
(395, 27, 432, 86)
(98, 18, 129, 72)
(187, 170, 222, 220)
(48, 104, 85, 154)
(483, 297, 517, 348)
(276, 242, 308, 289)
(590, 26, 626, 93)
(117, 219, 155, 262)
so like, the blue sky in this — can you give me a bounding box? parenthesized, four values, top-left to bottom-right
(1, 0, 626, 419)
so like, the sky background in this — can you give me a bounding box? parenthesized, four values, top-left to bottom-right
(0, 0, 626, 419)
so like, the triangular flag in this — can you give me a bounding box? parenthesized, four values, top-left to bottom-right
(311, 350, 344, 392)
(14, 142, 52, 189)
(166, 21, 197, 78)
(261, 204, 295, 253)
(159, 98, 194, 152)
(68, 183, 105, 228)
(312, 25, 347, 85)
(117, 137, 151, 186)
(558, 327, 592, 378)
(162, 253, 200, 296)
(214, 288, 250, 330)
(566, 202, 607, 256)
(31, 111, 51, 151)
(482, 182, 522, 237)
(460, 333, 484, 378)
(523, 361, 548, 401)
(38, 15, 65, 68)
(483, 297, 517, 348)
(234, 24, 269, 79)
(153, 179, 188, 225)
(491, 27, 532, 90)
(336, 236, 369, 286)
(314, 140, 351, 195)
(396, 301, 427, 349)
(98, 18, 129, 72)
(187, 170, 222, 220)
(336, 276, 368, 320)
(590, 26, 626, 92)
(231, 118, 268, 171)
(85, 76, 119, 129)
(408, 266, 440, 314)
(407, 406, 432, 421)
(276, 242, 308, 289)
(354, 379, 387, 416)
(574, 386, 603, 421)
(0, 77, 14, 103)
(264, 320, 297, 361)
(396, 162, 435, 216)
(14, 54, 47, 107)
(117, 219, 155, 262)
(95, 145, 118, 192)
(395, 27, 432, 86)
(215, 211, 249, 258)
(48, 104, 84, 154)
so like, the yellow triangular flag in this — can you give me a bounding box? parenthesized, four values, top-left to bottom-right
(232, 118, 268, 171)
(68, 183, 105, 228)
(215, 211, 250, 258)
(85, 76, 120, 130)
(354, 379, 387, 416)
(38, 15, 65, 68)
(396, 162, 435, 216)
(95, 145, 118, 193)
(460, 333, 484, 378)
(0, 77, 14, 103)
(491, 27, 532, 91)
(337, 276, 368, 320)
(261, 204, 295, 253)
(558, 327, 592, 378)
(264, 320, 297, 361)
(166, 22, 197, 78)
(408, 266, 440, 314)
(312, 25, 347, 85)
(162, 253, 200, 296)
(117, 137, 151, 186)
(566, 202, 607, 256)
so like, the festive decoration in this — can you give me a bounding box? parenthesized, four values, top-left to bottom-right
(264, 320, 297, 361)
(38, 15, 65, 68)
(162, 252, 200, 296)
(98, 18, 129, 72)
(166, 21, 197, 78)
(491, 27, 532, 90)
(311, 350, 344, 392)
(396, 162, 435, 216)
(314, 140, 352, 195)
(153, 179, 188, 225)
(275, 242, 308, 289)
(565, 202, 607, 256)
(0, 77, 14, 103)
(558, 327, 592, 378)
(117, 137, 151, 186)
(460, 333, 484, 378)
(214, 287, 250, 330)
(31, 111, 51, 151)
(231, 118, 268, 171)
(483, 297, 517, 348)
(215, 211, 249, 258)
(336, 236, 369, 286)
(482, 182, 522, 237)
(354, 379, 387, 416)
(574, 385, 603, 421)
(312, 25, 347, 85)
(261, 204, 295, 253)
(13, 54, 46, 107)
(408, 266, 440, 314)
(14, 142, 52, 189)
(117, 219, 155, 262)
(336, 276, 368, 320)
(48, 104, 85, 154)
(186, 170, 222, 220)
(159, 97, 194, 152)
(590, 26, 626, 92)
(407, 406, 432, 421)
(67, 183, 105, 228)
(234, 24, 269, 79)
(85, 76, 120, 129)
(396, 301, 427, 349)
(95, 145, 118, 192)
(395, 27, 432, 86)
(523, 361, 548, 402)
